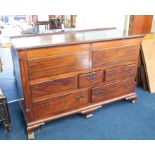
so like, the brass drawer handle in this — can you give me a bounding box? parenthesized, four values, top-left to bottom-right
(44, 103, 49, 106)
(125, 67, 132, 73)
(107, 72, 114, 76)
(123, 84, 132, 89)
(33, 103, 49, 109)
(76, 96, 84, 101)
(87, 74, 96, 80)
(34, 87, 40, 91)
(95, 90, 104, 96)
(41, 103, 49, 107)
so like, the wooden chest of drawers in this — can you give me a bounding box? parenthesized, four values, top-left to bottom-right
(11, 28, 144, 139)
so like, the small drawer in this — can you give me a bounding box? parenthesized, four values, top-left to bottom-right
(105, 64, 137, 82)
(32, 89, 89, 120)
(78, 71, 103, 88)
(91, 78, 136, 103)
(31, 76, 77, 100)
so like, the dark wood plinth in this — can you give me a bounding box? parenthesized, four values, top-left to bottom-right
(0, 88, 11, 132)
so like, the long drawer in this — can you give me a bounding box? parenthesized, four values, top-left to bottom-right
(32, 88, 89, 120)
(91, 78, 136, 103)
(28, 51, 90, 80)
(92, 44, 139, 68)
(31, 76, 77, 100)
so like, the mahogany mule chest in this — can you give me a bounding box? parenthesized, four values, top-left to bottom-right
(10, 28, 144, 139)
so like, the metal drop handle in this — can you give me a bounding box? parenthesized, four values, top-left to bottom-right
(87, 74, 96, 80)
(95, 90, 104, 96)
(76, 96, 84, 101)
(125, 67, 132, 73)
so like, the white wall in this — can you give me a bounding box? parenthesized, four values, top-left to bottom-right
(37, 15, 127, 31)
(76, 15, 127, 30)
(38, 15, 49, 21)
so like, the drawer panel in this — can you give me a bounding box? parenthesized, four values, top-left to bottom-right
(32, 89, 89, 120)
(92, 45, 139, 68)
(78, 70, 103, 88)
(28, 51, 90, 80)
(105, 64, 137, 82)
(31, 76, 77, 100)
(92, 38, 141, 49)
(91, 78, 136, 103)
(27, 44, 90, 59)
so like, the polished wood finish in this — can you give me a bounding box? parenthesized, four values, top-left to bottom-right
(91, 78, 136, 103)
(92, 45, 139, 68)
(10, 28, 143, 50)
(28, 50, 90, 79)
(128, 15, 153, 35)
(27, 44, 90, 59)
(11, 28, 144, 139)
(78, 70, 103, 88)
(32, 88, 89, 120)
(31, 76, 77, 101)
(105, 64, 137, 82)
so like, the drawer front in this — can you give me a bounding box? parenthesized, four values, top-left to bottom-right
(91, 78, 136, 103)
(105, 64, 137, 82)
(78, 71, 103, 88)
(32, 89, 89, 120)
(31, 76, 77, 100)
(28, 51, 90, 80)
(27, 44, 90, 59)
(92, 45, 139, 68)
(92, 38, 142, 49)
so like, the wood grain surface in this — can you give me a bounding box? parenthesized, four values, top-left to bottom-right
(10, 28, 143, 138)
(141, 38, 155, 93)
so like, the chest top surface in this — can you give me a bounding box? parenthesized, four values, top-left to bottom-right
(10, 28, 144, 51)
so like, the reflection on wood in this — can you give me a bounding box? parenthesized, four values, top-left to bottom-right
(129, 15, 153, 35)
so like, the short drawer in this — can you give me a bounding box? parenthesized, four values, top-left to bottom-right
(105, 64, 137, 82)
(31, 76, 77, 100)
(78, 71, 103, 88)
(91, 78, 136, 103)
(32, 89, 89, 120)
